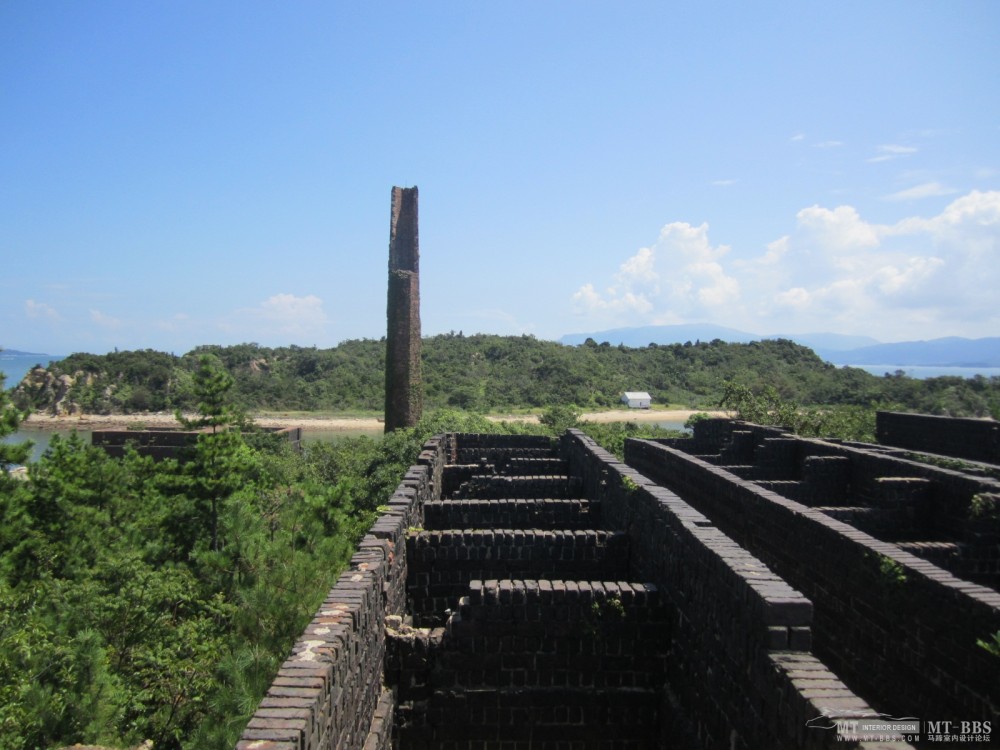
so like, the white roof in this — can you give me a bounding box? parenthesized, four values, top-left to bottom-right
(622, 391, 652, 400)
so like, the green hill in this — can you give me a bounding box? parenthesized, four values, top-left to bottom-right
(11, 334, 1000, 418)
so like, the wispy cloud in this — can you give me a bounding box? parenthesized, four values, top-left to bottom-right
(813, 140, 844, 149)
(465, 308, 536, 335)
(883, 181, 956, 201)
(25, 299, 60, 321)
(868, 144, 918, 163)
(223, 293, 331, 342)
(711, 179, 738, 187)
(90, 309, 122, 328)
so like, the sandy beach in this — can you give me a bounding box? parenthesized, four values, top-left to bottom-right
(23, 408, 725, 433)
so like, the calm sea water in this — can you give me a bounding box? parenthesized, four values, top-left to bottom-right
(845, 364, 1000, 379)
(3, 427, 90, 463)
(1, 353, 64, 388)
(3, 425, 385, 465)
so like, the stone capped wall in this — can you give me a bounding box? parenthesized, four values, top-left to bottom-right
(625, 433, 1000, 728)
(876, 410, 1000, 464)
(680, 418, 1000, 587)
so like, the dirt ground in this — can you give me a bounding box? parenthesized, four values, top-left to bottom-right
(24, 408, 725, 433)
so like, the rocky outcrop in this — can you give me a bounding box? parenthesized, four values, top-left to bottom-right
(14, 366, 86, 415)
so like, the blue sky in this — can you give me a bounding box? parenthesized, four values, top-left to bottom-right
(2, 1, 998, 356)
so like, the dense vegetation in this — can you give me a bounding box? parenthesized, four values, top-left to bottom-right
(3, 357, 681, 750)
(11, 334, 1000, 418)
(2, 335, 998, 748)
(1, 359, 529, 749)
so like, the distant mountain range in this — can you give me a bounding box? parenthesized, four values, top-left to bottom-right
(559, 325, 1000, 367)
(817, 337, 1000, 367)
(1, 349, 51, 357)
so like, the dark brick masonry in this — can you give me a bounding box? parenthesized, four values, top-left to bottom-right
(384, 185, 422, 432)
(237, 430, 910, 750)
(877, 410, 1000, 465)
(626, 419, 1000, 733)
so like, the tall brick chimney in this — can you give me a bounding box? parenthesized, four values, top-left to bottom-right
(384, 186, 423, 432)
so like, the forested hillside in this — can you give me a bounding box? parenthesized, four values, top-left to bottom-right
(10, 334, 1000, 418)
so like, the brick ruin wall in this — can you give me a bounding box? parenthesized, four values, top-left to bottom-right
(680, 419, 1000, 585)
(91, 426, 303, 460)
(877, 410, 1000, 465)
(237, 431, 914, 750)
(404, 527, 631, 627)
(559, 432, 886, 749)
(234, 435, 446, 750)
(625, 433, 1000, 728)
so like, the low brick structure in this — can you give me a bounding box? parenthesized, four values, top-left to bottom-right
(92, 425, 302, 460)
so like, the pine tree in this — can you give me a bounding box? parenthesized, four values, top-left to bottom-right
(175, 355, 247, 553)
(175, 355, 237, 433)
(0, 373, 31, 474)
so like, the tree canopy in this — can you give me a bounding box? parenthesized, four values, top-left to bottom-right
(11, 335, 1000, 419)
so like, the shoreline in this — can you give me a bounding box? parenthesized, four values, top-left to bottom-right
(23, 408, 726, 433)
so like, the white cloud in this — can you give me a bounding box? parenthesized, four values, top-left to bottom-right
(774, 287, 810, 309)
(572, 283, 605, 311)
(465, 308, 537, 335)
(154, 313, 191, 333)
(759, 236, 790, 265)
(89, 309, 122, 327)
(25, 299, 60, 320)
(572, 190, 1000, 340)
(813, 140, 844, 149)
(795, 204, 880, 252)
(571, 283, 653, 316)
(224, 293, 331, 342)
(258, 293, 326, 321)
(573, 222, 739, 321)
(618, 246, 658, 286)
(871, 257, 945, 295)
(711, 179, 737, 187)
(761, 190, 1000, 335)
(883, 181, 956, 201)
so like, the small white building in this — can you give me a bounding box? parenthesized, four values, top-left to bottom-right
(621, 391, 652, 409)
